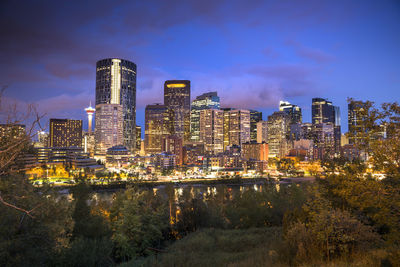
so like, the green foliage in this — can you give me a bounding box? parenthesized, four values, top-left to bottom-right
(284, 202, 381, 264)
(0, 174, 71, 266)
(110, 187, 169, 262)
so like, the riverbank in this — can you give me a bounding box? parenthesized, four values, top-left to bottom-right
(51, 176, 315, 192)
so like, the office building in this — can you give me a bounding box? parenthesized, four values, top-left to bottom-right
(267, 112, 291, 158)
(256, 121, 268, 143)
(348, 101, 368, 144)
(136, 125, 142, 153)
(199, 109, 224, 155)
(227, 109, 251, 147)
(222, 108, 234, 150)
(0, 124, 25, 139)
(279, 101, 302, 124)
(190, 92, 220, 142)
(49, 119, 82, 148)
(250, 110, 262, 142)
(162, 135, 183, 165)
(164, 80, 191, 141)
(312, 98, 335, 124)
(241, 142, 268, 161)
(313, 123, 335, 160)
(95, 58, 137, 152)
(312, 98, 341, 155)
(144, 104, 172, 154)
(94, 104, 123, 156)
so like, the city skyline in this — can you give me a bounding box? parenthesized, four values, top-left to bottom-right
(1, 0, 399, 133)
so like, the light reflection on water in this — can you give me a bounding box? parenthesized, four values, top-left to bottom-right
(88, 182, 267, 202)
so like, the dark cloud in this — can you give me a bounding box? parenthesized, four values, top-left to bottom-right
(1, 0, 396, 130)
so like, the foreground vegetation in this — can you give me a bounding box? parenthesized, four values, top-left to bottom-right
(1, 97, 400, 266)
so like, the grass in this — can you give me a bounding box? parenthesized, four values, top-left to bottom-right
(124, 227, 283, 267)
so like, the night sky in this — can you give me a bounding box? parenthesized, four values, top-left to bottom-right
(1, 0, 399, 133)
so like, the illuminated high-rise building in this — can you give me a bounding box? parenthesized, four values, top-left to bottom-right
(313, 123, 335, 160)
(279, 101, 302, 124)
(250, 110, 262, 142)
(49, 119, 82, 148)
(136, 125, 142, 153)
(267, 112, 290, 158)
(199, 109, 224, 155)
(222, 108, 234, 150)
(348, 101, 368, 144)
(256, 121, 268, 143)
(227, 109, 250, 147)
(164, 80, 191, 142)
(311, 98, 341, 155)
(94, 104, 123, 156)
(95, 58, 136, 152)
(144, 104, 172, 154)
(190, 92, 220, 142)
(312, 98, 335, 124)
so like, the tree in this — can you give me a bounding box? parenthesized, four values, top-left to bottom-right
(110, 187, 169, 262)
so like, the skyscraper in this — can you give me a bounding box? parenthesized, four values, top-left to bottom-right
(222, 108, 234, 150)
(250, 110, 262, 142)
(311, 98, 335, 124)
(144, 104, 172, 154)
(135, 125, 142, 152)
(348, 101, 368, 144)
(227, 109, 251, 147)
(267, 111, 290, 158)
(279, 101, 302, 124)
(199, 109, 224, 155)
(94, 104, 123, 156)
(256, 121, 268, 143)
(95, 58, 137, 152)
(49, 119, 82, 147)
(164, 80, 191, 142)
(311, 98, 341, 156)
(190, 92, 220, 142)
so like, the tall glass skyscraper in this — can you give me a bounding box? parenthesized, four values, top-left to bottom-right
(164, 80, 191, 142)
(190, 92, 220, 142)
(144, 104, 172, 154)
(250, 110, 262, 142)
(279, 101, 302, 124)
(95, 58, 137, 153)
(311, 98, 341, 156)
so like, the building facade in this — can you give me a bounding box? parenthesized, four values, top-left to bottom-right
(241, 142, 268, 161)
(227, 109, 250, 147)
(199, 109, 224, 155)
(144, 104, 172, 154)
(311, 98, 341, 156)
(250, 110, 262, 142)
(267, 112, 291, 158)
(256, 121, 268, 143)
(190, 92, 220, 142)
(94, 104, 123, 156)
(279, 101, 302, 124)
(95, 58, 137, 152)
(164, 80, 191, 142)
(49, 119, 82, 148)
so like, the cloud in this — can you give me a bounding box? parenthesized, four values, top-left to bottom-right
(286, 40, 335, 63)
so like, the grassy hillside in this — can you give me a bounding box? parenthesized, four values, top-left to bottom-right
(126, 227, 283, 267)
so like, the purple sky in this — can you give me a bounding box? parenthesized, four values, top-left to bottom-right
(1, 0, 399, 133)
